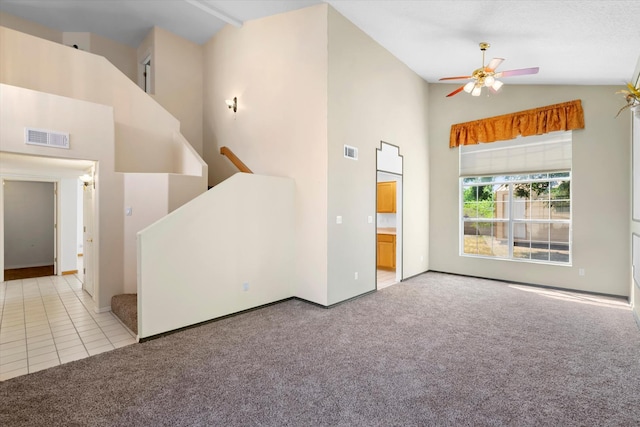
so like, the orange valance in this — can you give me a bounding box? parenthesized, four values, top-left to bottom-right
(449, 99, 585, 148)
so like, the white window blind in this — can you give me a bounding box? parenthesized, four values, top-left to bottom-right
(460, 131, 572, 177)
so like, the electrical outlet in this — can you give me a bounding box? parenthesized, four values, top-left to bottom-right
(242, 282, 249, 291)
(336, 216, 342, 224)
(420, 255, 424, 262)
(354, 272, 358, 280)
(578, 268, 585, 276)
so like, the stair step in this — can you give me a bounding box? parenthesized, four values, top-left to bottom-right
(111, 294, 137, 335)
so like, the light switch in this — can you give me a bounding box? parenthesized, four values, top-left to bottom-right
(125, 207, 132, 216)
(367, 216, 373, 224)
(336, 215, 342, 224)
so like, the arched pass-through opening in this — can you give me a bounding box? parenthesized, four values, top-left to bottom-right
(376, 141, 403, 289)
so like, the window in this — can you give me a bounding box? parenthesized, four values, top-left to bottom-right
(459, 131, 572, 265)
(461, 173, 571, 263)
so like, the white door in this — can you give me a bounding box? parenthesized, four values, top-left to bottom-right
(82, 183, 95, 296)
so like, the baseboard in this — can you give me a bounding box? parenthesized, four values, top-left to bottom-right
(110, 310, 139, 342)
(95, 305, 111, 314)
(62, 270, 78, 276)
(400, 269, 430, 282)
(4, 263, 54, 270)
(139, 297, 295, 342)
(427, 270, 629, 302)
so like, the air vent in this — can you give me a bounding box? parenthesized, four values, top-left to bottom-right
(344, 144, 358, 160)
(25, 127, 70, 149)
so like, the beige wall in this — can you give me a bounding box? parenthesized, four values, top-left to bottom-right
(0, 83, 121, 311)
(153, 27, 204, 156)
(326, 8, 430, 304)
(0, 12, 136, 83)
(631, 58, 640, 326)
(90, 32, 137, 82)
(138, 173, 295, 338)
(632, 107, 640, 323)
(0, 11, 61, 43)
(1, 28, 207, 310)
(429, 85, 631, 297)
(203, 5, 329, 304)
(124, 174, 169, 294)
(62, 32, 91, 51)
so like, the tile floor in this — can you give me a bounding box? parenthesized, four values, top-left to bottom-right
(0, 273, 136, 381)
(377, 268, 398, 289)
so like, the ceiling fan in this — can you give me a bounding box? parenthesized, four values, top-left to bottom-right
(439, 42, 539, 97)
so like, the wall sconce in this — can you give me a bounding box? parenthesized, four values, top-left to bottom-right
(225, 97, 237, 113)
(80, 173, 94, 188)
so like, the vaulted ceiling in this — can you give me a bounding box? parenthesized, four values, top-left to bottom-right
(1, 0, 639, 87)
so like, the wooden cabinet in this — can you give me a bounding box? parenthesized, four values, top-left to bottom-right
(377, 233, 396, 269)
(377, 181, 396, 213)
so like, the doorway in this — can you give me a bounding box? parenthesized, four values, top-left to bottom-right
(376, 142, 403, 289)
(3, 180, 56, 280)
(0, 152, 96, 292)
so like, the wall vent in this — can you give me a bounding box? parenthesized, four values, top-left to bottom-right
(25, 127, 70, 149)
(344, 145, 358, 160)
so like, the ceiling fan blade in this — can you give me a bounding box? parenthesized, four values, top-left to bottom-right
(485, 57, 504, 72)
(439, 75, 472, 81)
(495, 67, 539, 78)
(445, 85, 466, 97)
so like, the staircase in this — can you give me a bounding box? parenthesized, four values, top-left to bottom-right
(112, 147, 253, 337)
(111, 294, 138, 334)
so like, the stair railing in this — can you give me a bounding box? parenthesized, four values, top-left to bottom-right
(220, 146, 253, 173)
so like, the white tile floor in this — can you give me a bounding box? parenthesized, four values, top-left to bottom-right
(377, 268, 397, 289)
(0, 273, 136, 381)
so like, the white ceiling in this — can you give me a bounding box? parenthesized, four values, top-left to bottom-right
(0, 0, 638, 87)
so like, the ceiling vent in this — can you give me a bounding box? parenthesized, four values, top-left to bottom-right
(344, 145, 358, 160)
(25, 127, 70, 149)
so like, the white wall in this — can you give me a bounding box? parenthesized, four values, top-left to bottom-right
(428, 85, 631, 297)
(327, 7, 429, 304)
(203, 5, 329, 305)
(138, 173, 295, 338)
(3, 181, 54, 269)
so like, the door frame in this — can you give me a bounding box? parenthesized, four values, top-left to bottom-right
(1, 177, 57, 280)
(82, 173, 96, 296)
(375, 141, 404, 289)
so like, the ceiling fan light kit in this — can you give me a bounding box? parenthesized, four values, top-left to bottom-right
(440, 42, 539, 97)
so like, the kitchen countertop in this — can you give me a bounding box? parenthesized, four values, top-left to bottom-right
(377, 227, 396, 235)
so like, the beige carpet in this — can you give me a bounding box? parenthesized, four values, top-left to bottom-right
(1, 272, 638, 426)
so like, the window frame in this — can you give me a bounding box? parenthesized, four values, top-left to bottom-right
(460, 172, 572, 265)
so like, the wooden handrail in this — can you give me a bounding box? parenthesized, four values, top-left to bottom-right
(220, 146, 253, 173)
